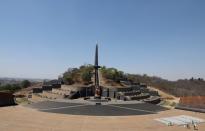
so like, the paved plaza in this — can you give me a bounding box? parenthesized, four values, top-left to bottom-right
(26, 100, 166, 116)
(1, 103, 205, 131)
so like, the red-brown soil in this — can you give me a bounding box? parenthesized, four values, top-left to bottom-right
(180, 96, 205, 108)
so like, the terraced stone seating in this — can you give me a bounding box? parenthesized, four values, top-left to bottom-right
(116, 87, 133, 92)
(148, 90, 159, 96)
(143, 96, 161, 104)
(116, 90, 142, 100)
(62, 85, 83, 91)
(52, 88, 71, 96)
(124, 93, 150, 101)
(139, 88, 150, 93)
(41, 91, 64, 99)
(33, 88, 43, 93)
(42, 85, 53, 91)
(121, 90, 141, 96)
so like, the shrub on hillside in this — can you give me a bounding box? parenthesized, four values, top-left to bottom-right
(63, 65, 93, 85)
(0, 84, 21, 93)
(21, 80, 31, 88)
(101, 66, 125, 82)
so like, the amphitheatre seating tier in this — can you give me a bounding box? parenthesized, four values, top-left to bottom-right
(121, 90, 141, 96)
(33, 88, 43, 93)
(61, 85, 81, 91)
(42, 85, 53, 91)
(41, 91, 64, 99)
(124, 93, 150, 101)
(143, 96, 161, 104)
(52, 88, 71, 95)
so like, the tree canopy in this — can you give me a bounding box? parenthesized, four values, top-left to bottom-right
(0, 80, 31, 93)
(62, 64, 93, 85)
(21, 80, 31, 88)
(100, 66, 125, 82)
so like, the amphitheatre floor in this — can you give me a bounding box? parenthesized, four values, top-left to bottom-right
(0, 102, 205, 131)
(26, 101, 166, 116)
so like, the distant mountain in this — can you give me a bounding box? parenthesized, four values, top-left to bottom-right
(2, 65, 204, 97)
(0, 77, 48, 85)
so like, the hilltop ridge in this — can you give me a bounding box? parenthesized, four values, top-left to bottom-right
(60, 64, 205, 97)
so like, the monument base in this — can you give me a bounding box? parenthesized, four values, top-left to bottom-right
(85, 96, 110, 103)
(94, 96, 101, 99)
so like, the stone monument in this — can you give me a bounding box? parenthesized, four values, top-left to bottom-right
(94, 44, 102, 99)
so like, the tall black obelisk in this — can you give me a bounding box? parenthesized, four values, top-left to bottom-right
(94, 44, 101, 98)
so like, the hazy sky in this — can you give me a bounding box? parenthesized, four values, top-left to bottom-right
(0, 0, 205, 80)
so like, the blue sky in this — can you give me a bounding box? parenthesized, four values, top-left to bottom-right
(0, 0, 205, 80)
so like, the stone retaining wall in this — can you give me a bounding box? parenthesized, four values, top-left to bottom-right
(0, 92, 15, 106)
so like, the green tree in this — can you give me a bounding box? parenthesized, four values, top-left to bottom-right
(64, 76, 74, 85)
(80, 64, 93, 84)
(81, 70, 92, 84)
(21, 80, 31, 88)
(0, 84, 21, 93)
(100, 67, 125, 82)
(63, 68, 77, 84)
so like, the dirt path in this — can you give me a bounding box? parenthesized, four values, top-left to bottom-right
(148, 86, 180, 108)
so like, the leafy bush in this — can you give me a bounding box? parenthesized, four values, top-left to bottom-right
(0, 80, 31, 93)
(21, 80, 31, 88)
(0, 84, 21, 93)
(100, 66, 125, 82)
(63, 64, 93, 85)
